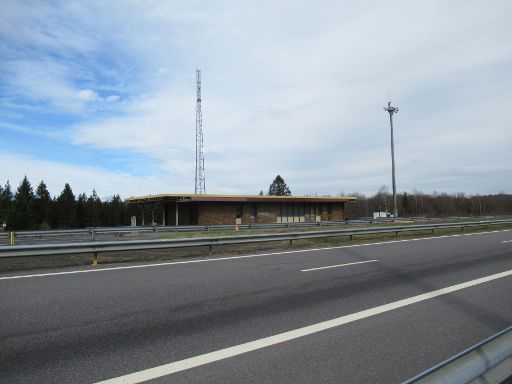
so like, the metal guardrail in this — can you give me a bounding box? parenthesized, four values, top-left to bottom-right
(0, 219, 510, 259)
(0, 219, 414, 243)
(0, 219, 375, 236)
(0, 217, 507, 241)
(403, 325, 512, 384)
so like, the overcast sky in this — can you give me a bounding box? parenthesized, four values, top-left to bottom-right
(1, 0, 511, 198)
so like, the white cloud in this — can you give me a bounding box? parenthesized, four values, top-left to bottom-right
(106, 95, 120, 103)
(0, 152, 170, 199)
(2, 0, 512, 196)
(78, 89, 99, 101)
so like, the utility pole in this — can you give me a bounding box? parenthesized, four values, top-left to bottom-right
(384, 101, 399, 217)
(195, 68, 206, 194)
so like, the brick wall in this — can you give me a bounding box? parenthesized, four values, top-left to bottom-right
(196, 202, 342, 225)
(332, 203, 345, 221)
(255, 203, 279, 223)
(198, 203, 237, 225)
(320, 204, 330, 221)
(242, 204, 255, 224)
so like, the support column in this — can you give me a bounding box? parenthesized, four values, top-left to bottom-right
(175, 203, 179, 226)
(142, 204, 145, 226)
(152, 204, 155, 225)
(162, 205, 166, 226)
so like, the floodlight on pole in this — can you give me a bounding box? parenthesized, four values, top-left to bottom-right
(195, 68, 206, 194)
(384, 101, 399, 217)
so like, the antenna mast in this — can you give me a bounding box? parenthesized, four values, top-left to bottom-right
(195, 68, 206, 194)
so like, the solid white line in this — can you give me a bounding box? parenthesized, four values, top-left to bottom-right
(94, 268, 512, 384)
(1, 228, 510, 281)
(301, 260, 378, 272)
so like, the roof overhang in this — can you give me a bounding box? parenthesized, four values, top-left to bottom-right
(125, 194, 357, 204)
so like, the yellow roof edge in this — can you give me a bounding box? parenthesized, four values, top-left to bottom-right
(125, 193, 358, 201)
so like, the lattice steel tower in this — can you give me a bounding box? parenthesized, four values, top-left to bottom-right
(195, 68, 206, 194)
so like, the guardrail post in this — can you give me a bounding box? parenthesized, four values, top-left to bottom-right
(208, 244, 213, 255)
(92, 252, 98, 266)
(91, 228, 95, 241)
(395, 231, 399, 237)
(289, 239, 293, 247)
(206, 225, 210, 231)
(9, 231, 15, 246)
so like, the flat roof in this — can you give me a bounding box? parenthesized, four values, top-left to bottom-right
(125, 193, 357, 204)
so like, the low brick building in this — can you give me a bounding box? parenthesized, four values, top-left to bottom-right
(125, 194, 356, 226)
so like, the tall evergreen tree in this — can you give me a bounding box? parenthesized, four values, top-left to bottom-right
(0, 184, 3, 229)
(401, 192, 411, 216)
(56, 183, 77, 228)
(267, 175, 292, 196)
(33, 181, 52, 228)
(0, 182, 12, 228)
(107, 195, 126, 226)
(8, 176, 36, 230)
(0, 181, 13, 228)
(76, 193, 88, 228)
(86, 189, 103, 227)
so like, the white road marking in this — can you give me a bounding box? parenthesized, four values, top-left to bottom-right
(301, 260, 378, 272)
(94, 268, 512, 384)
(1, 229, 510, 281)
(502, 240, 512, 243)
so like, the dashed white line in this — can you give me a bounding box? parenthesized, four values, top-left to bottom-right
(301, 260, 378, 272)
(502, 240, 512, 243)
(1, 229, 510, 281)
(94, 268, 512, 384)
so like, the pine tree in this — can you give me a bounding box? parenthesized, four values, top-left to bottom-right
(76, 193, 88, 228)
(0, 181, 13, 228)
(34, 181, 52, 228)
(56, 183, 77, 228)
(259, 190, 264, 196)
(86, 189, 103, 227)
(267, 175, 292, 196)
(0, 184, 2, 230)
(103, 195, 126, 226)
(401, 192, 411, 216)
(8, 176, 36, 230)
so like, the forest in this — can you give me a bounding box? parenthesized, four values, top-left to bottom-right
(343, 187, 512, 219)
(0, 176, 135, 230)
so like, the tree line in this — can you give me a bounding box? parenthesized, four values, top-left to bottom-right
(344, 186, 512, 218)
(0, 176, 136, 230)
(1, 176, 511, 231)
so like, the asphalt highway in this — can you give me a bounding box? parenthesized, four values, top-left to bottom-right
(1, 229, 512, 383)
